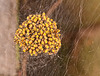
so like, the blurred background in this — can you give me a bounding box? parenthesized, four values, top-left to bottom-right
(0, 0, 100, 76)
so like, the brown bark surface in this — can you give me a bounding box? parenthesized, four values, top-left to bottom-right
(0, 0, 17, 76)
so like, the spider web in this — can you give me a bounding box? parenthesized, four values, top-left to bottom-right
(19, 0, 100, 76)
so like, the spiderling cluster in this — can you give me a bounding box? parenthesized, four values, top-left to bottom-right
(14, 12, 61, 56)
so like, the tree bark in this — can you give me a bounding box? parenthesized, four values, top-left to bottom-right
(0, 0, 17, 76)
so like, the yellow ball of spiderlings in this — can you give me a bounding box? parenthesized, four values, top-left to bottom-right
(14, 12, 61, 56)
(38, 45, 43, 49)
(44, 49, 49, 53)
(33, 51, 37, 56)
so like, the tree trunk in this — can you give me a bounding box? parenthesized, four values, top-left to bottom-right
(0, 0, 17, 76)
